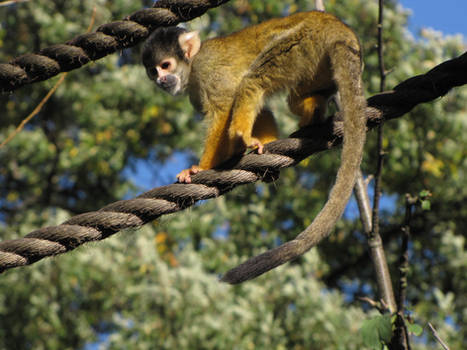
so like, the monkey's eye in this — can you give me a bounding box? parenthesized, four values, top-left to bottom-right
(160, 61, 171, 70)
(148, 67, 157, 77)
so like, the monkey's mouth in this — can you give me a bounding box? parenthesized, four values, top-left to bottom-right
(157, 75, 181, 96)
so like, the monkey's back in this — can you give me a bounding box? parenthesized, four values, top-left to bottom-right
(188, 11, 360, 113)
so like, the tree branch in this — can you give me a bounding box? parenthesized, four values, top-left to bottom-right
(354, 171, 397, 312)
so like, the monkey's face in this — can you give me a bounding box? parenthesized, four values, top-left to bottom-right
(145, 57, 189, 96)
(142, 27, 201, 96)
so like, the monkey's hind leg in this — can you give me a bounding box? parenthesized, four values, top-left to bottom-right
(252, 109, 279, 144)
(288, 92, 329, 127)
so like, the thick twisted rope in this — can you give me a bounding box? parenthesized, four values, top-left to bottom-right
(0, 0, 231, 92)
(0, 52, 466, 276)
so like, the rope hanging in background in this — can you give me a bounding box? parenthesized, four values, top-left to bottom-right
(0, 0, 231, 92)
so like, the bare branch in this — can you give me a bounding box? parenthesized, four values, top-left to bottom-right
(354, 171, 397, 312)
(428, 323, 450, 350)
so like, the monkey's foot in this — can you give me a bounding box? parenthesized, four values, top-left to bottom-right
(177, 165, 202, 184)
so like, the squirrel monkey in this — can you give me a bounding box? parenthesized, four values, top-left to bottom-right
(142, 11, 367, 282)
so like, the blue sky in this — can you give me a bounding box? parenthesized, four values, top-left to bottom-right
(400, 0, 467, 36)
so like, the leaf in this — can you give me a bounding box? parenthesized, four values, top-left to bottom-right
(419, 190, 430, 197)
(361, 315, 393, 349)
(421, 200, 431, 211)
(361, 318, 382, 349)
(407, 323, 424, 336)
(378, 315, 393, 343)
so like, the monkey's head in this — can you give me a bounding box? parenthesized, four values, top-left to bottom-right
(142, 27, 201, 96)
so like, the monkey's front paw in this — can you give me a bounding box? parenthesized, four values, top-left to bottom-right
(232, 130, 264, 154)
(246, 137, 264, 154)
(177, 165, 202, 184)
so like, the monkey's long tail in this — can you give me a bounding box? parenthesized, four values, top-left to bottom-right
(222, 41, 367, 284)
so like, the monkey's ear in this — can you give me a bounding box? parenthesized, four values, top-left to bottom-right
(178, 31, 201, 59)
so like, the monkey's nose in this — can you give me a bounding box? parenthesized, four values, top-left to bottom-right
(157, 76, 170, 89)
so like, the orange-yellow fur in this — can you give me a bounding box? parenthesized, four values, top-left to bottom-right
(251, 109, 279, 144)
(288, 94, 329, 127)
(187, 12, 358, 172)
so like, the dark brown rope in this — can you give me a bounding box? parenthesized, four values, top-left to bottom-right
(0, 0, 231, 92)
(0, 51, 465, 276)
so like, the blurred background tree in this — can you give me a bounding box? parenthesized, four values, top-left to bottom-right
(0, 0, 465, 349)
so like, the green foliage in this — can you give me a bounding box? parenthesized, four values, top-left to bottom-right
(360, 314, 424, 350)
(0, 0, 465, 349)
(360, 314, 392, 349)
(407, 323, 423, 337)
(419, 190, 432, 211)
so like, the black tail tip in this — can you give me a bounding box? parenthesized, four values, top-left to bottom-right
(220, 268, 249, 284)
